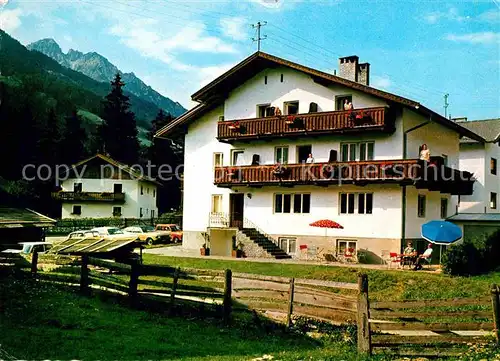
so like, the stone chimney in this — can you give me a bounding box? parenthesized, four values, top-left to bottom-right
(338, 56, 359, 82)
(338, 56, 370, 86)
(357, 63, 370, 86)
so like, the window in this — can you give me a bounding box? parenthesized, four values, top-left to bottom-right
(284, 101, 299, 115)
(417, 194, 426, 218)
(74, 183, 82, 192)
(147, 187, 150, 194)
(280, 73, 284, 82)
(211, 194, 223, 213)
(279, 237, 296, 254)
(214, 152, 223, 167)
(340, 193, 373, 214)
(113, 207, 122, 217)
(264, 75, 268, 85)
(491, 192, 497, 209)
(72, 205, 82, 215)
(341, 142, 374, 161)
(491, 158, 497, 175)
(359, 142, 375, 161)
(275, 146, 289, 164)
(231, 150, 244, 166)
(440, 198, 448, 219)
(140, 208, 143, 218)
(113, 184, 122, 193)
(257, 104, 274, 117)
(337, 240, 357, 256)
(153, 189, 156, 198)
(140, 185, 144, 195)
(335, 95, 352, 111)
(274, 193, 310, 214)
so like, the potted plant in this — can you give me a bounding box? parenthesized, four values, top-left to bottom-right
(200, 243, 210, 256)
(285, 115, 295, 125)
(236, 241, 244, 258)
(273, 164, 289, 178)
(231, 236, 237, 257)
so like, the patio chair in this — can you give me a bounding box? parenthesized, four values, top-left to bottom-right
(388, 252, 402, 269)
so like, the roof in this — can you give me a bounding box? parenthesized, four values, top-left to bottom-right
(0, 208, 56, 228)
(49, 237, 137, 255)
(458, 118, 500, 144)
(155, 51, 484, 143)
(447, 213, 500, 222)
(68, 154, 161, 185)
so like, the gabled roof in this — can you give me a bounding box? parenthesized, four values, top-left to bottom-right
(458, 118, 500, 144)
(156, 51, 484, 142)
(0, 207, 56, 228)
(68, 154, 161, 185)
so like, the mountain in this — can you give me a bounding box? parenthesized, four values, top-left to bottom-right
(28, 38, 186, 117)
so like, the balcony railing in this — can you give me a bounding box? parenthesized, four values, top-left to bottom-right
(214, 159, 474, 195)
(217, 107, 393, 142)
(51, 191, 126, 202)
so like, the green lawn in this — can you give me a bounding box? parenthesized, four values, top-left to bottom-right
(143, 255, 500, 301)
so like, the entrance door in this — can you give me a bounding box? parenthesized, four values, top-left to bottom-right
(297, 145, 312, 163)
(229, 193, 244, 229)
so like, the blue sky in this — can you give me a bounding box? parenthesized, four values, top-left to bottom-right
(1, 0, 499, 120)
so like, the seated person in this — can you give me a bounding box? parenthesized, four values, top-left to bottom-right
(403, 242, 417, 266)
(414, 244, 433, 270)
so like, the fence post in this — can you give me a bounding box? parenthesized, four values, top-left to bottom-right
(286, 277, 295, 328)
(169, 267, 180, 314)
(357, 273, 371, 355)
(80, 255, 90, 295)
(223, 269, 232, 325)
(31, 251, 39, 276)
(129, 261, 140, 307)
(491, 284, 500, 345)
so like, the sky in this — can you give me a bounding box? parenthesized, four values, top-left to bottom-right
(1, 0, 499, 120)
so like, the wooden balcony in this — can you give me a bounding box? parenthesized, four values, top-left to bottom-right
(217, 107, 394, 142)
(51, 191, 126, 203)
(214, 159, 474, 195)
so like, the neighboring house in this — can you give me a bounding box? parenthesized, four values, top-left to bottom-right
(452, 118, 500, 240)
(52, 154, 159, 219)
(156, 51, 482, 260)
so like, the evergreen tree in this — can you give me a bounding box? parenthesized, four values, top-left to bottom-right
(37, 107, 61, 167)
(100, 73, 140, 164)
(61, 109, 88, 165)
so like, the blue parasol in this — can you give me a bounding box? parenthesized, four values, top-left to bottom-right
(421, 220, 463, 264)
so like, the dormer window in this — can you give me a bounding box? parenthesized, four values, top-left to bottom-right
(284, 101, 299, 115)
(257, 104, 274, 117)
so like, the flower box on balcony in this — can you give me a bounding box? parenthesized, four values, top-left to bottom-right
(273, 165, 289, 178)
(285, 116, 305, 129)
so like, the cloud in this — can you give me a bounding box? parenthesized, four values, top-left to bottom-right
(372, 76, 392, 90)
(445, 32, 500, 44)
(478, 9, 500, 23)
(0, 8, 23, 32)
(0, 0, 9, 8)
(250, 0, 283, 9)
(423, 7, 469, 24)
(220, 17, 247, 41)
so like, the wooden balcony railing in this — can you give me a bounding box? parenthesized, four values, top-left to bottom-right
(51, 191, 126, 202)
(217, 107, 393, 141)
(214, 160, 474, 195)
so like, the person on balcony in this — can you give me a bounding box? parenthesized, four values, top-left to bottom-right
(419, 144, 431, 162)
(306, 154, 315, 164)
(274, 106, 282, 117)
(344, 99, 354, 111)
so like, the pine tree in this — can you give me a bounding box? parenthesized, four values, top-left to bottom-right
(61, 109, 88, 165)
(100, 73, 140, 165)
(37, 107, 61, 167)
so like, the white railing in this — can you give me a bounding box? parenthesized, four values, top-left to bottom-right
(208, 212, 230, 228)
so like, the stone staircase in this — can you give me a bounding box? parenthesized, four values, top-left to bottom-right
(239, 228, 292, 259)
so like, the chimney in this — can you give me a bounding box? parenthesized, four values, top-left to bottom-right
(357, 62, 370, 86)
(338, 56, 359, 82)
(338, 56, 370, 86)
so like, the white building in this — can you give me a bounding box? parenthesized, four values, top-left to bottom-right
(449, 118, 500, 241)
(156, 52, 482, 261)
(53, 154, 159, 219)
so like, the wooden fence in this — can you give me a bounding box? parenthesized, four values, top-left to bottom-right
(4, 253, 498, 357)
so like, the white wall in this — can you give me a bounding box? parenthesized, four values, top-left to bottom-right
(60, 178, 158, 219)
(239, 184, 402, 239)
(224, 66, 388, 120)
(459, 142, 500, 214)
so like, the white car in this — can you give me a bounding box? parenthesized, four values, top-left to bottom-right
(2, 242, 53, 254)
(90, 227, 137, 241)
(66, 230, 102, 241)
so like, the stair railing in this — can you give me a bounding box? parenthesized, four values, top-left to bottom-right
(208, 212, 230, 228)
(243, 217, 280, 247)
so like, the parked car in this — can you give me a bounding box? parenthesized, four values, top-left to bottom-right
(2, 242, 53, 254)
(154, 224, 183, 243)
(90, 227, 137, 241)
(122, 225, 169, 246)
(65, 230, 102, 241)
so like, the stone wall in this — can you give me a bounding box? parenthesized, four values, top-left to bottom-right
(236, 231, 274, 258)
